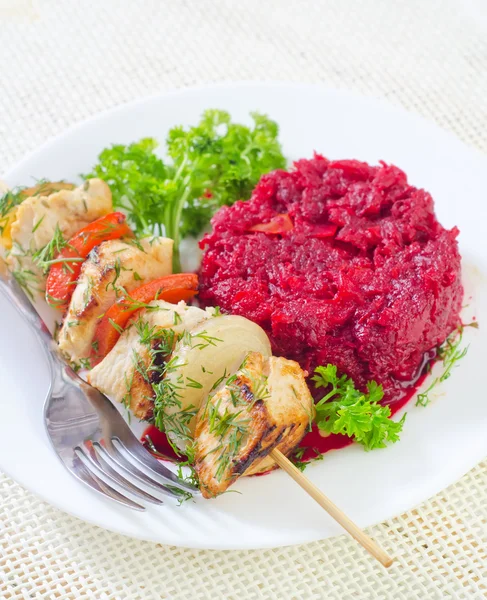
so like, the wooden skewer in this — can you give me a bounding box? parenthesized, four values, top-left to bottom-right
(270, 449, 393, 568)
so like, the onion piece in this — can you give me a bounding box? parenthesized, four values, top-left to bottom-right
(163, 315, 272, 452)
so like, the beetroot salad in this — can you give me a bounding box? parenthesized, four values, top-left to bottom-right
(199, 155, 463, 407)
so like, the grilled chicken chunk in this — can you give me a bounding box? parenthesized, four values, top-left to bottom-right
(58, 237, 173, 363)
(88, 301, 213, 420)
(194, 352, 313, 498)
(4, 179, 112, 291)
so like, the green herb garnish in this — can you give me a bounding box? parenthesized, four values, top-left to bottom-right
(83, 110, 286, 271)
(0, 188, 24, 236)
(416, 326, 471, 407)
(12, 268, 39, 299)
(312, 365, 406, 451)
(290, 447, 324, 472)
(32, 224, 69, 275)
(108, 318, 124, 334)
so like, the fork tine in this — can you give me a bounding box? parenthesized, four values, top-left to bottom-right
(75, 447, 153, 510)
(100, 443, 181, 499)
(84, 442, 164, 505)
(72, 453, 145, 511)
(112, 436, 198, 492)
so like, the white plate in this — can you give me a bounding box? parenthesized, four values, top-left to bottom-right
(1, 82, 486, 550)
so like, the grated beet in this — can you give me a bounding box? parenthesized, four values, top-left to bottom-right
(199, 155, 463, 406)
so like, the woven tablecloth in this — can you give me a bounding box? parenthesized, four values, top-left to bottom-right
(1, 1, 486, 598)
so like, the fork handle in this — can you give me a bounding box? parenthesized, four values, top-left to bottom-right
(0, 274, 59, 353)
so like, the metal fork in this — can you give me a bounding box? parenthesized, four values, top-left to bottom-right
(0, 273, 197, 510)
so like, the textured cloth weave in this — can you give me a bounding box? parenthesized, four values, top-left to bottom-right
(1, 1, 486, 599)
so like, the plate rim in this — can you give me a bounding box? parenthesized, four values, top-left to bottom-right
(3, 80, 486, 182)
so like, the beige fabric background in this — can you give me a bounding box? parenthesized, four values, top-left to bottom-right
(1, 1, 486, 598)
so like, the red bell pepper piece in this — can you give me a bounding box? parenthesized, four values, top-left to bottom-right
(91, 273, 199, 366)
(248, 213, 293, 235)
(46, 212, 132, 309)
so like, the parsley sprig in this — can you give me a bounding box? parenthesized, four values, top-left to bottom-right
(83, 110, 286, 271)
(312, 365, 406, 451)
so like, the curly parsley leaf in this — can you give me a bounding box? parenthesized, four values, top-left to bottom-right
(83, 110, 286, 271)
(83, 138, 171, 236)
(312, 365, 406, 451)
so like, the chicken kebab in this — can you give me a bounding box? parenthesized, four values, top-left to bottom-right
(1, 182, 314, 498)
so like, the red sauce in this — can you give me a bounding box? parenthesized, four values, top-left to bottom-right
(388, 371, 430, 416)
(300, 427, 354, 460)
(141, 425, 185, 462)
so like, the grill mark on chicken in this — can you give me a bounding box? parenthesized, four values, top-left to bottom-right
(74, 292, 98, 318)
(129, 371, 155, 421)
(233, 419, 277, 476)
(88, 245, 101, 264)
(239, 383, 254, 404)
(73, 266, 122, 319)
(148, 340, 171, 385)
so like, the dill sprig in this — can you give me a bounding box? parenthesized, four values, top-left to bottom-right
(290, 447, 325, 472)
(82, 276, 95, 309)
(237, 367, 270, 403)
(105, 257, 133, 294)
(208, 402, 249, 440)
(134, 319, 175, 353)
(189, 330, 224, 350)
(12, 268, 40, 299)
(0, 188, 24, 235)
(32, 224, 71, 275)
(416, 325, 471, 407)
